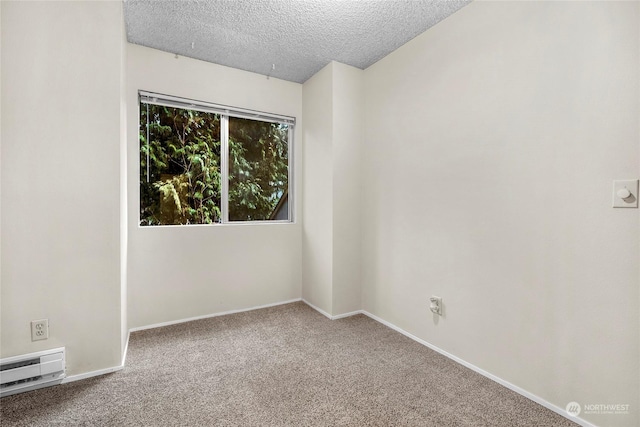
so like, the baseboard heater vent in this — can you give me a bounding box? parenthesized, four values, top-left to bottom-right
(1, 347, 65, 397)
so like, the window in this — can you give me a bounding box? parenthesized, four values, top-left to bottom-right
(139, 92, 293, 226)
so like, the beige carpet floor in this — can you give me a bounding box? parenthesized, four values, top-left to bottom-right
(0, 302, 577, 426)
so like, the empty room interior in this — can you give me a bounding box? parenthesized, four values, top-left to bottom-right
(1, 0, 639, 426)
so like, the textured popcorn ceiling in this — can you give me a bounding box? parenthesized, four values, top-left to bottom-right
(124, 0, 471, 83)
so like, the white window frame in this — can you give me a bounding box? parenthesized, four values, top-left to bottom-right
(139, 90, 295, 225)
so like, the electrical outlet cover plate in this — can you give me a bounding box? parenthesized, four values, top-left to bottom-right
(430, 296, 442, 316)
(613, 179, 638, 208)
(31, 319, 49, 341)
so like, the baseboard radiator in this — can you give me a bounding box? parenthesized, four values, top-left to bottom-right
(0, 347, 66, 397)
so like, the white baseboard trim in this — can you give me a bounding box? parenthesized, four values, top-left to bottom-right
(61, 298, 302, 385)
(331, 309, 363, 320)
(56, 299, 595, 427)
(360, 310, 597, 427)
(301, 299, 333, 319)
(64, 330, 131, 384)
(301, 299, 364, 320)
(302, 301, 592, 425)
(128, 298, 303, 332)
(61, 364, 124, 384)
(121, 330, 130, 367)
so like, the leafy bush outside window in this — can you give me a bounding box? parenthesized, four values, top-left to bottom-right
(140, 94, 292, 226)
(228, 117, 289, 222)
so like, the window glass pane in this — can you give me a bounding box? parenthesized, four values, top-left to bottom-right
(228, 117, 289, 221)
(140, 103, 221, 226)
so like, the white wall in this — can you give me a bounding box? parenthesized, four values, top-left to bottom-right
(362, 2, 639, 426)
(331, 63, 363, 315)
(127, 45, 302, 328)
(302, 62, 363, 317)
(1, 1, 125, 375)
(119, 3, 129, 352)
(1, 4, 636, 424)
(302, 63, 334, 314)
(0, 0, 3, 320)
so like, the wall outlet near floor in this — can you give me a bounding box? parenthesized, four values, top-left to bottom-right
(429, 296, 442, 316)
(31, 319, 49, 341)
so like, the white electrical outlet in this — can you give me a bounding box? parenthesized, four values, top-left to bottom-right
(31, 319, 49, 341)
(430, 296, 442, 316)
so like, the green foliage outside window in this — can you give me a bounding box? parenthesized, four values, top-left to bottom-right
(228, 117, 289, 221)
(140, 103, 289, 226)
